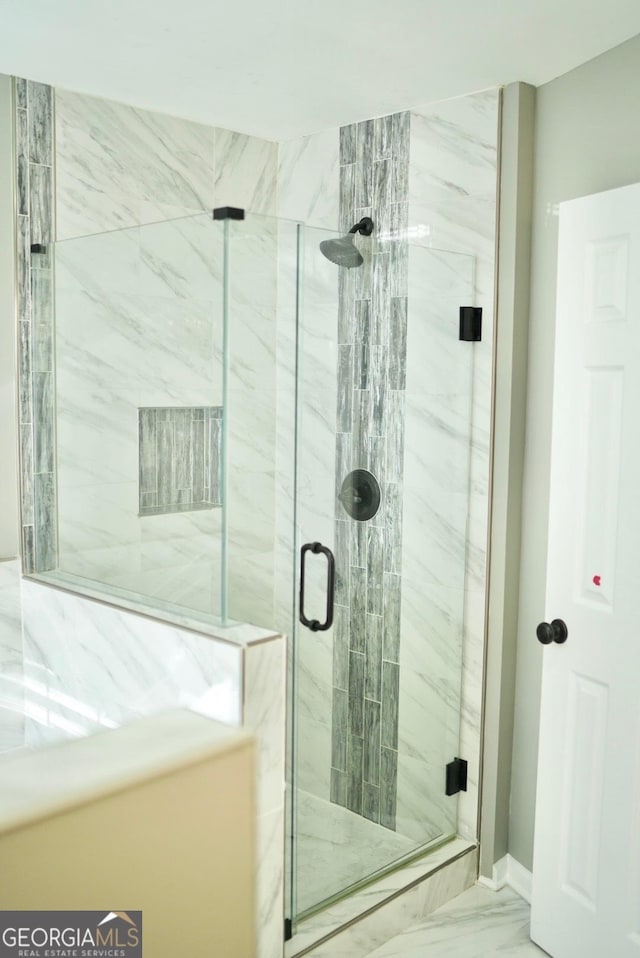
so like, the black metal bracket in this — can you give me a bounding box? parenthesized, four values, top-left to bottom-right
(30, 243, 48, 254)
(284, 918, 292, 942)
(213, 206, 245, 221)
(459, 306, 482, 342)
(445, 757, 468, 796)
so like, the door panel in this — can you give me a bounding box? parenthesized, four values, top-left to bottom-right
(291, 224, 475, 922)
(531, 182, 640, 957)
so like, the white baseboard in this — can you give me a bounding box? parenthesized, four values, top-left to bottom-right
(477, 854, 508, 891)
(477, 854, 532, 903)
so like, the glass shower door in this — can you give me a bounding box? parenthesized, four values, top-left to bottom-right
(291, 223, 475, 922)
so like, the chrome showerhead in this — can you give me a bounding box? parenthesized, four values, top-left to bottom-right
(319, 217, 374, 269)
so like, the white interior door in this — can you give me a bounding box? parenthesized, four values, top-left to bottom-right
(531, 182, 640, 957)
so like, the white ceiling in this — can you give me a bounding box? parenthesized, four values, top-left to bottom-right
(1, 0, 640, 140)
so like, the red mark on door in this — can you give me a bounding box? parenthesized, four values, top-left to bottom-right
(593, 575, 601, 586)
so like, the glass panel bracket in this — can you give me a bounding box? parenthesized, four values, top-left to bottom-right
(445, 757, 468, 796)
(213, 206, 245, 220)
(459, 306, 482, 341)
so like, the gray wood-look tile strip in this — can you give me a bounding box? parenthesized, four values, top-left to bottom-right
(355, 119, 373, 209)
(20, 424, 34, 526)
(17, 216, 30, 323)
(371, 252, 392, 345)
(31, 269, 53, 373)
(18, 321, 32, 425)
(384, 482, 403, 576)
(348, 650, 365, 737)
(330, 768, 348, 807)
(337, 344, 354, 432)
(351, 388, 370, 469)
(330, 110, 410, 824)
(15, 77, 27, 110)
(392, 114, 410, 202)
(366, 524, 384, 616)
(381, 661, 400, 750)
(22, 525, 35, 575)
(383, 572, 402, 664)
(334, 519, 350, 607)
(156, 420, 174, 507)
(349, 566, 367, 653)
(364, 612, 383, 703)
(368, 434, 385, 484)
(388, 297, 408, 389)
(385, 390, 405, 483)
(354, 246, 373, 301)
(140, 492, 157, 510)
(16, 109, 29, 215)
(33, 372, 53, 474)
(368, 346, 387, 437)
(374, 114, 394, 162)
(363, 782, 381, 824)
(340, 124, 357, 166)
(29, 165, 52, 245)
(332, 603, 350, 691)
(190, 418, 205, 502)
(350, 519, 367, 570)
(138, 410, 157, 497)
(347, 734, 364, 814)
(208, 415, 222, 504)
(373, 158, 393, 238)
(331, 687, 348, 772)
(380, 746, 398, 830)
(363, 698, 381, 785)
(339, 162, 356, 234)
(28, 82, 53, 166)
(34, 472, 57, 571)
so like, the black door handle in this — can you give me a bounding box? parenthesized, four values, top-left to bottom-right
(299, 541, 335, 632)
(536, 619, 568, 645)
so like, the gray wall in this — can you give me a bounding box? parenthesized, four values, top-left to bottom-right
(0, 74, 19, 559)
(509, 33, 640, 870)
(480, 82, 535, 878)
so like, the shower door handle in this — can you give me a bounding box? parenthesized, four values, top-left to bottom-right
(299, 542, 335, 632)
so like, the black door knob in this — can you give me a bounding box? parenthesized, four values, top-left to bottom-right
(536, 619, 568, 645)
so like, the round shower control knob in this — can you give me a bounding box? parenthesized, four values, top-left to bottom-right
(338, 470, 381, 522)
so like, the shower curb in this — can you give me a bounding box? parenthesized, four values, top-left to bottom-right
(286, 838, 477, 958)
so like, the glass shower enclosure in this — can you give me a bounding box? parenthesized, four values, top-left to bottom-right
(47, 210, 475, 928)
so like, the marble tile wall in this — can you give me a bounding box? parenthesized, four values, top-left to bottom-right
(25, 86, 280, 616)
(138, 406, 222, 516)
(330, 113, 410, 830)
(408, 90, 501, 842)
(244, 639, 287, 958)
(55, 88, 278, 241)
(15, 78, 56, 575)
(0, 560, 24, 752)
(224, 214, 280, 630)
(53, 212, 226, 614)
(19, 578, 244, 747)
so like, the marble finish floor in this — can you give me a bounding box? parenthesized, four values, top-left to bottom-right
(365, 885, 549, 957)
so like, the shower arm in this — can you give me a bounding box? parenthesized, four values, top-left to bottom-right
(348, 216, 374, 236)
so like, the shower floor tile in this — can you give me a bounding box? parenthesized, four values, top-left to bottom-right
(295, 789, 418, 916)
(365, 885, 549, 957)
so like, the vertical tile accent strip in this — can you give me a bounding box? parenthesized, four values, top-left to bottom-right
(330, 111, 409, 827)
(15, 78, 56, 573)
